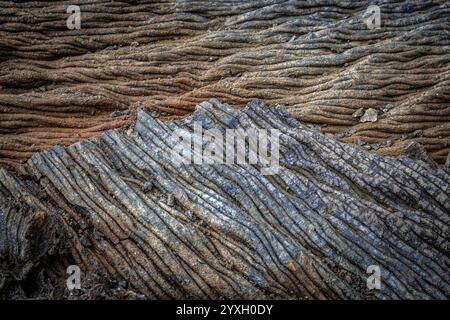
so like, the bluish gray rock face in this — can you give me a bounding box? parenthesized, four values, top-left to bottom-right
(0, 100, 449, 299)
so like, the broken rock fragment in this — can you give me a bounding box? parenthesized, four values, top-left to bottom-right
(352, 108, 365, 118)
(360, 108, 378, 123)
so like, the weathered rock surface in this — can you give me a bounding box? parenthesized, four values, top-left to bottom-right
(0, 1, 449, 168)
(1, 100, 448, 299)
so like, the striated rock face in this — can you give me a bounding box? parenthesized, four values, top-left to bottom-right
(1, 100, 448, 299)
(0, 1, 449, 169)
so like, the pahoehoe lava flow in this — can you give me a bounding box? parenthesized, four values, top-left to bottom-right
(0, 0, 449, 301)
(0, 0, 449, 169)
(0, 100, 449, 299)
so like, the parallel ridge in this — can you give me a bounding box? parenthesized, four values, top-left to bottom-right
(1, 0, 449, 168)
(1, 100, 449, 299)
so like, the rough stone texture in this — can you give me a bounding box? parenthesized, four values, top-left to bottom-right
(0, 0, 449, 169)
(1, 100, 448, 299)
